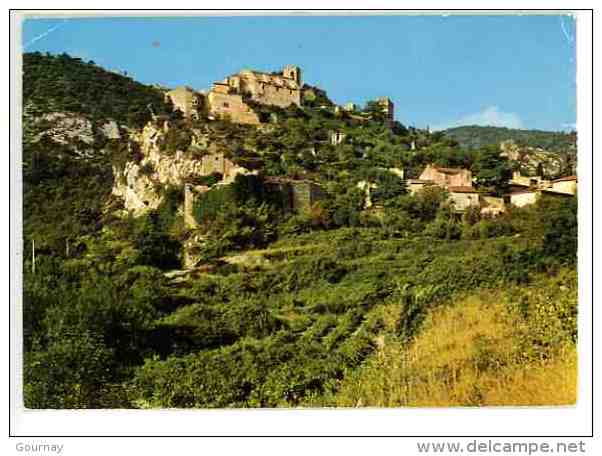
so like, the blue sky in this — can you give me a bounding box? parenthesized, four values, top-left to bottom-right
(22, 14, 576, 131)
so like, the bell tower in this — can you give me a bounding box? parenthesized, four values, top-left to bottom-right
(283, 65, 302, 86)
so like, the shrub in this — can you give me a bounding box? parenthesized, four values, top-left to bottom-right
(476, 218, 515, 239)
(139, 162, 154, 176)
(133, 212, 181, 270)
(279, 213, 313, 237)
(540, 197, 577, 264)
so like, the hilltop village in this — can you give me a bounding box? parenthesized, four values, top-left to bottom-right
(22, 52, 579, 410)
(124, 64, 578, 238)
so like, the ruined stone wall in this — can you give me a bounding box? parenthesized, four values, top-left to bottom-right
(184, 184, 198, 229)
(207, 91, 260, 125)
(449, 191, 479, 212)
(481, 196, 505, 216)
(199, 152, 257, 184)
(240, 78, 301, 108)
(166, 87, 204, 119)
(291, 182, 326, 213)
(265, 180, 325, 214)
(232, 70, 302, 108)
(377, 97, 395, 122)
(420, 166, 472, 188)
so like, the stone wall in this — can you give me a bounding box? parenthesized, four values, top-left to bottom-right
(236, 71, 301, 108)
(213, 66, 302, 111)
(207, 90, 261, 125)
(419, 165, 473, 188)
(407, 180, 434, 195)
(291, 181, 325, 213)
(448, 189, 480, 212)
(166, 86, 204, 119)
(480, 196, 505, 216)
(265, 178, 326, 214)
(199, 152, 257, 184)
(184, 184, 211, 229)
(510, 191, 540, 208)
(550, 178, 577, 195)
(376, 97, 395, 122)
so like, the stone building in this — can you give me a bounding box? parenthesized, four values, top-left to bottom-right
(357, 180, 379, 208)
(166, 86, 205, 119)
(205, 65, 303, 124)
(447, 186, 480, 212)
(376, 97, 395, 123)
(480, 196, 506, 217)
(212, 65, 302, 108)
(406, 179, 435, 195)
(508, 172, 577, 197)
(198, 152, 258, 184)
(418, 164, 473, 188)
(509, 189, 541, 208)
(508, 171, 550, 192)
(264, 177, 326, 214)
(206, 84, 261, 125)
(549, 175, 577, 195)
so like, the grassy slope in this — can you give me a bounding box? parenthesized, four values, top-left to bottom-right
(331, 270, 577, 407)
(131, 227, 577, 408)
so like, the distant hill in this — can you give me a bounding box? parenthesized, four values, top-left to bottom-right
(443, 125, 576, 154)
(23, 52, 171, 127)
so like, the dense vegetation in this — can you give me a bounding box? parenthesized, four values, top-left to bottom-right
(23, 52, 171, 126)
(23, 194, 577, 408)
(21, 53, 579, 408)
(444, 125, 576, 154)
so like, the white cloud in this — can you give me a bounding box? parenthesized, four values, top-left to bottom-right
(561, 122, 577, 132)
(431, 106, 524, 131)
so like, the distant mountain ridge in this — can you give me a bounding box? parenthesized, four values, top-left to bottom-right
(443, 125, 576, 154)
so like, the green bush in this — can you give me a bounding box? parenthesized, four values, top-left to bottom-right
(133, 212, 181, 270)
(504, 268, 577, 360)
(139, 162, 154, 176)
(540, 197, 577, 264)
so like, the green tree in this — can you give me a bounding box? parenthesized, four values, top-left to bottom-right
(472, 144, 512, 195)
(540, 196, 577, 263)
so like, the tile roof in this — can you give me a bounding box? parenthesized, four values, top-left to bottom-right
(552, 175, 577, 183)
(433, 166, 469, 174)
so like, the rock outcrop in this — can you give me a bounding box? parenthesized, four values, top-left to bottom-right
(112, 120, 256, 215)
(500, 139, 570, 178)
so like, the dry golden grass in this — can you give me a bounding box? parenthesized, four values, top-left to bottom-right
(334, 290, 577, 407)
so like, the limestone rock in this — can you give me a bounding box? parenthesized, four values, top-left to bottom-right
(112, 120, 255, 216)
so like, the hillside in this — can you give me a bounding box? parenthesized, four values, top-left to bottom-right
(443, 125, 576, 153)
(21, 53, 578, 409)
(23, 52, 171, 126)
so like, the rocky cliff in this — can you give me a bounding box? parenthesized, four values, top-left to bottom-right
(112, 119, 257, 216)
(500, 139, 575, 178)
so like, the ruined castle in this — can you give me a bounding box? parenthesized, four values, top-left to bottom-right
(166, 65, 395, 127)
(167, 65, 303, 125)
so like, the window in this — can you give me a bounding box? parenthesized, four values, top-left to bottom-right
(223, 102, 229, 108)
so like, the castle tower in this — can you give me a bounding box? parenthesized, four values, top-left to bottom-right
(377, 97, 394, 122)
(283, 65, 302, 86)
